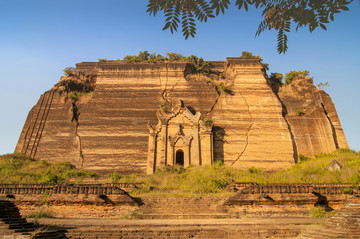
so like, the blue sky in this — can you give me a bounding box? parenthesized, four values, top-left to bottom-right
(0, 0, 359, 155)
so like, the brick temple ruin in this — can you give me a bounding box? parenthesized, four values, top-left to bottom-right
(14, 58, 348, 174)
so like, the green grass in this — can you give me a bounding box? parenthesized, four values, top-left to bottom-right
(111, 149, 360, 197)
(1, 149, 359, 197)
(0, 153, 96, 184)
(309, 207, 335, 218)
(24, 208, 54, 218)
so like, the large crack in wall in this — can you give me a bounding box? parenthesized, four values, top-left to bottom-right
(321, 103, 339, 149)
(280, 101, 298, 163)
(270, 87, 298, 163)
(266, 73, 299, 163)
(231, 89, 255, 166)
(206, 92, 221, 116)
(71, 102, 84, 168)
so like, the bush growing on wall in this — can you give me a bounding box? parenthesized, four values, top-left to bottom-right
(269, 72, 284, 85)
(122, 51, 214, 74)
(202, 118, 213, 126)
(240, 51, 269, 71)
(160, 103, 168, 113)
(63, 67, 75, 76)
(296, 108, 305, 116)
(285, 70, 310, 85)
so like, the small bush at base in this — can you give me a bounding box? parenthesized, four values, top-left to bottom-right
(298, 154, 309, 163)
(309, 207, 334, 218)
(108, 172, 121, 183)
(341, 187, 354, 195)
(25, 209, 53, 218)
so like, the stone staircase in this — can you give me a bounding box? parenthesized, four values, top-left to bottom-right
(299, 196, 360, 238)
(0, 200, 65, 239)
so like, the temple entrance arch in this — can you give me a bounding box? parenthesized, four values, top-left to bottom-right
(175, 150, 184, 166)
(146, 100, 214, 174)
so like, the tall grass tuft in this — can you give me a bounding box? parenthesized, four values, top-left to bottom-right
(24, 208, 54, 218)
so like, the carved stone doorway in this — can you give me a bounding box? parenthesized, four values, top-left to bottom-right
(176, 150, 184, 166)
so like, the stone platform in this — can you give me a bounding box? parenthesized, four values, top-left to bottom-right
(30, 217, 324, 239)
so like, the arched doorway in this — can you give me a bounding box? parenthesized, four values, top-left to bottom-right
(175, 150, 184, 166)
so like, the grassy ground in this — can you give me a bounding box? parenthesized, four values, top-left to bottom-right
(0, 153, 96, 184)
(1, 149, 359, 196)
(111, 149, 360, 197)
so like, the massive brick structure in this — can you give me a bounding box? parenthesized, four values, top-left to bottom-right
(15, 58, 348, 174)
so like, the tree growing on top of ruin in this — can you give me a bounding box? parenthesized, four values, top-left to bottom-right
(146, 0, 353, 54)
(284, 70, 310, 84)
(240, 51, 269, 71)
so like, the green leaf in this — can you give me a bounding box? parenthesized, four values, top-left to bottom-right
(320, 23, 327, 30)
(163, 22, 171, 30)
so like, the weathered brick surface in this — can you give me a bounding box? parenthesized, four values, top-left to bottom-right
(278, 76, 348, 158)
(212, 58, 294, 169)
(15, 58, 347, 174)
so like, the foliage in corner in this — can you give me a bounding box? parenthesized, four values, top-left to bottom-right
(146, 0, 353, 54)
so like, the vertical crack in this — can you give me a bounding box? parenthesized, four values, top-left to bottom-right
(266, 70, 298, 163)
(161, 63, 170, 102)
(231, 90, 255, 166)
(207, 94, 221, 116)
(321, 103, 339, 149)
(280, 102, 298, 163)
(272, 94, 298, 163)
(71, 102, 84, 168)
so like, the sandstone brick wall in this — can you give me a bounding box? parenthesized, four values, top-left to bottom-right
(15, 91, 81, 168)
(0, 184, 139, 219)
(278, 77, 348, 157)
(15, 58, 348, 174)
(211, 58, 294, 169)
